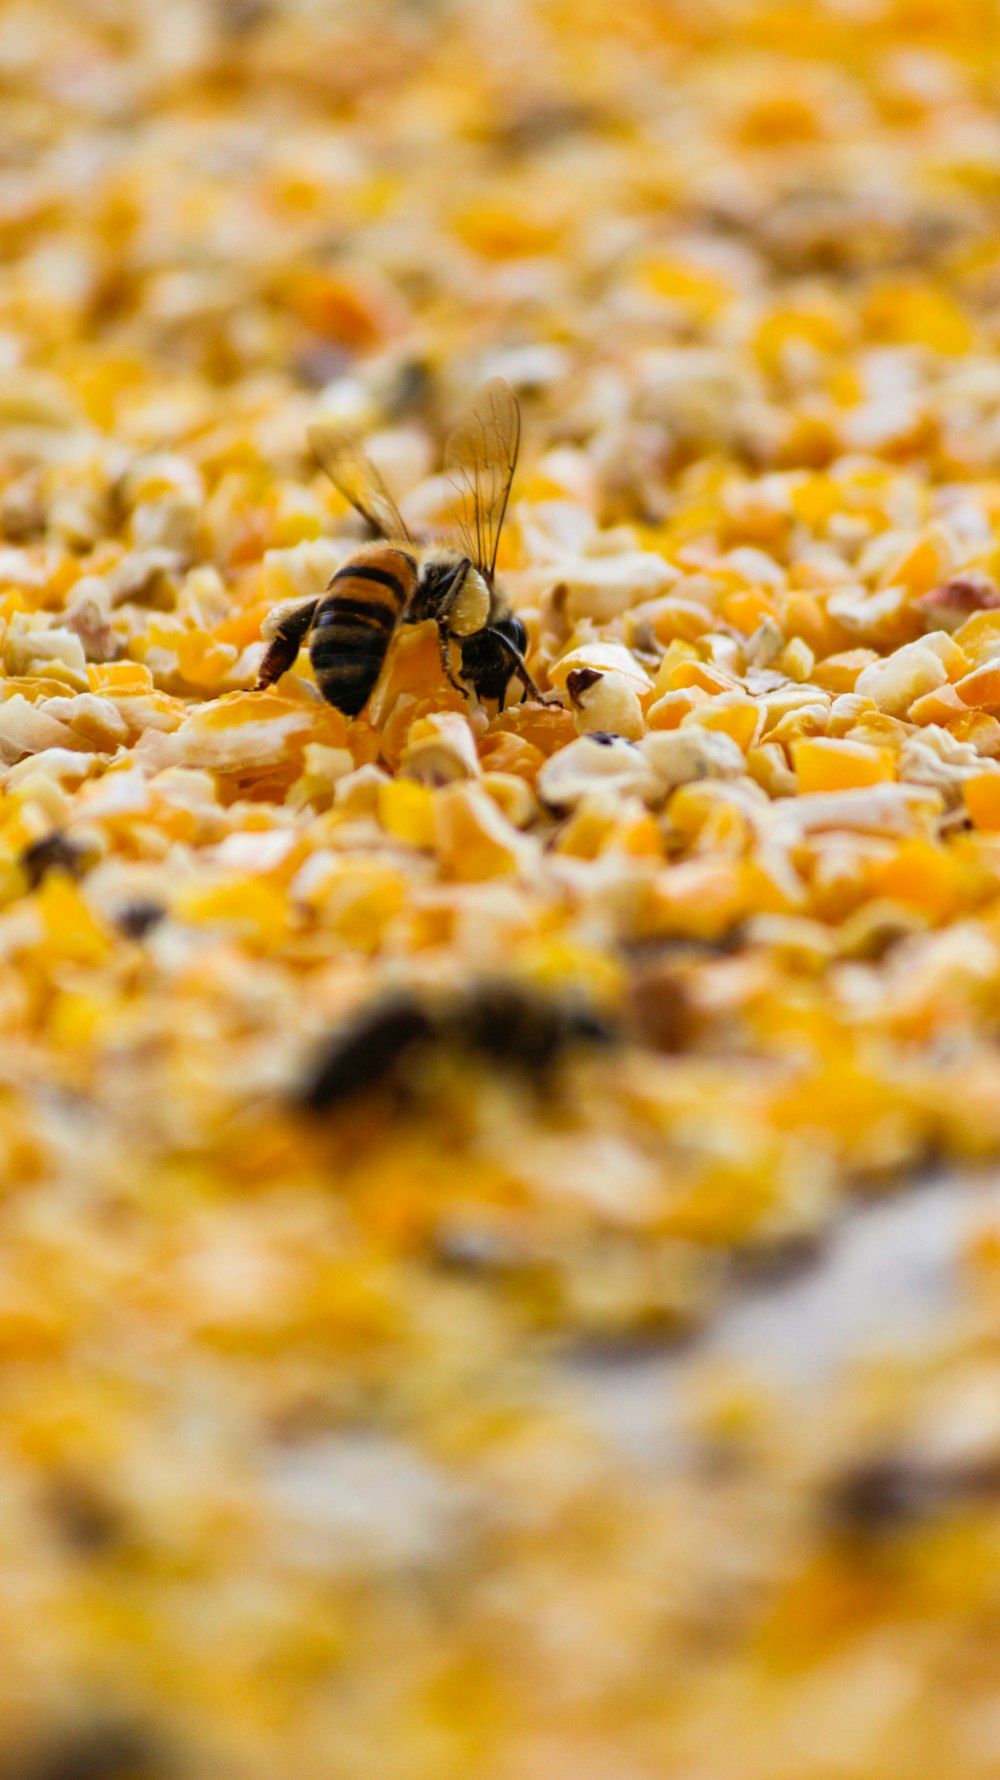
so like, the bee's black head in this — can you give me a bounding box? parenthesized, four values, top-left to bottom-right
(493, 614, 527, 655)
(458, 613, 530, 704)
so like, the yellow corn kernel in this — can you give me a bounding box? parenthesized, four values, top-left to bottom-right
(789, 475, 840, 529)
(435, 784, 528, 880)
(313, 862, 406, 950)
(755, 302, 843, 366)
(377, 779, 436, 849)
(684, 694, 759, 751)
(554, 803, 617, 860)
(637, 255, 732, 319)
(175, 632, 239, 689)
(667, 781, 758, 843)
(864, 282, 972, 354)
(638, 858, 745, 942)
(651, 640, 700, 697)
(779, 637, 816, 683)
(175, 877, 287, 945)
(480, 772, 537, 829)
(49, 990, 111, 1050)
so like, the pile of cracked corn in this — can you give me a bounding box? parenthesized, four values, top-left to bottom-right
(8, 0, 1000, 1774)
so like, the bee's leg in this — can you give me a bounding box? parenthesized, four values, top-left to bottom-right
(436, 622, 468, 696)
(490, 629, 550, 703)
(255, 601, 318, 690)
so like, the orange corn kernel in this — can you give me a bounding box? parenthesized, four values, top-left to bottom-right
(639, 255, 732, 318)
(652, 640, 700, 696)
(287, 270, 404, 348)
(792, 737, 895, 793)
(453, 202, 562, 260)
(955, 664, 1000, 710)
(693, 801, 753, 855)
(779, 411, 839, 469)
(945, 712, 1000, 756)
(778, 591, 837, 657)
(965, 773, 1000, 830)
(811, 650, 879, 694)
(647, 689, 709, 730)
(647, 598, 715, 647)
(619, 812, 663, 858)
(685, 695, 759, 751)
(476, 733, 546, 780)
(0, 589, 30, 622)
(215, 600, 274, 650)
(871, 841, 961, 922)
(365, 624, 452, 728)
(722, 589, 779, 635)
(953, 611, 1000, 663)
(87, 661, 155, 694)
(876, 528, 957, 597)
(908, 683, 967, 725)
(490, 702, 576, 757)
(668, 660, 738, 696)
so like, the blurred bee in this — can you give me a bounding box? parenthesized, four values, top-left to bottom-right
(298, 980, 618, 1115)
(256, 377, 543, 715)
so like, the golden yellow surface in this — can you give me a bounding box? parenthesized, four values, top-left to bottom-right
(5, 1, 1000, 1775)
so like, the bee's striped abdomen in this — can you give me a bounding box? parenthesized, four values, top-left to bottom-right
(309, 545, 416, 716)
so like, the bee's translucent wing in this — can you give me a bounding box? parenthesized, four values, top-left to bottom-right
(443, 377, 520, 582)
(308, 423, 412, 543)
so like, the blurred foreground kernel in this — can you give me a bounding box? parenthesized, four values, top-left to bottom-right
(434, 783, 531, 879)
(964, 772, 1000, 829)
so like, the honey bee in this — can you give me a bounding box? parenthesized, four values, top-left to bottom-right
(298, 980, 618, 1114)
(256, 377, 544, 714)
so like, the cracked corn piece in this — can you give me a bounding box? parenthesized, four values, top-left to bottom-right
(6, 2, 1000, 1778)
